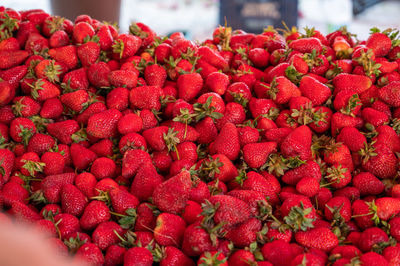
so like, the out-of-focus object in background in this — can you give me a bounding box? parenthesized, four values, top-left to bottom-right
(50, 0, 121, 23)
(219, 0, 298, 33)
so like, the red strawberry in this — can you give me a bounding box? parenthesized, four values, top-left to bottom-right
(87, 61, 111, 87)
(227, 249, 255, 266)
(87, 109, 122, 138)
(77, 40, 100, 67)
(92, 221, 124, 250)
(41, 151, 65, 175)
(80, 200, 111, 231)
(182, 222, 217, 257)
(131, 163, 164, 202)
(9, 201, 41, 222)
(243, 142, 277, 168)
(154, 212, 186, 247)
(72, 22, 95, 44)
(280, 125, 312, 161)
(112, 34, 142, 59)
(41, 172, 75, 203)
(209, 123, 240, 161)
(352, 172, 384, 196)
(261, 240, 295, 266)
(61, 184, 88, 216)
(360, 143, 397, 179)
(177, 72, 203, 102)
(153, 170, 192, 214)
(299, 75, 331, 106)
(333, 73, 372, 95)
(144, 64, 167, 88)
(0, 148, 15, 184)
(289, 37, 323, 53)
(225, 218, 261, 248)
(0, 50, 29, 69)
(360, 252, 389, 266)
(124, 247, 153, 266)
(108, 69, 139, 89)
(48, 45, 78, 70)
(295, 227, 339, 252)
(29, 78, 60, 101)
(366, 31, 392, 57)
(47, 120, 79, 145)
(75, 243, 105, 266)
(358, 227, 389, 252)
(70, 143, 97, 171)
(122, 149, 152, 178)
(129, 86, 163, 111)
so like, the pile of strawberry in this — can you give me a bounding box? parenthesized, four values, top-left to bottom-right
(2, 5, 400, 266)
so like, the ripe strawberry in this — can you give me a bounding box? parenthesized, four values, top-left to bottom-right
(209, 123, 240, 161)
(360, 143, 397, 179)
(12, 96, 40, 117)
(122, 149, 152, 178)
(366, 31, 392, 57)
(92, 221, 124, 251)
(80, 200, 111, 231)
(352, 172, 384, 196)
(261, 240, 295, 266)
(48, 45, 78, 70)
(295, 227, 339, 252)
(227, 249, 255, 266)
(112, 34, 142, 59)
(87, 61, 111, 87)
(205, 194, 251, 228)
(332, 73, 372, 95)
(9, 201, 41, 222)
(41, 172, 75, 203)
(61, 184, 88, 217)
(144, 63, 167, 88)
(70, 143, 97, 171)
(47, 120, 79, 145)
(281, 125, 312, 161)
(130, 163, 163, 202)
(87, 109, 122, 138)
(0, 148, 15, 184)
(182, 222, 217, 257)
(124, 247, 153, 266)
(0, 50, 29, 69)
(289, 37, 323, 53)
(153, 170, 192, 214)
(299, 75, 331, 106)
(242, 142, 277, 168)
(40, 97, 63, 119)
(177, 72, 204, 102)
(77, 40, 100, 67)
(154, 212, 186, 247)
(129, 85, 163, 111)
(75, 243, 105, 266)
(41, 151, 65, 175)
(29, 78, 60, 102)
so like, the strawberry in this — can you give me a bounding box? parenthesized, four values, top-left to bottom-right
(10, 117, 36, 145)
(41, 172, 75, 203)
(225, 218, 261, 248)
(206, 72, 230, 95)
(29, 78, 60, 102)
(9, 201, 41, 222)
(75, 243, 105, 266)
(366, 31, 392, 57)
(77, 40, 100, 67)
(177, 72, 204, 102)
(108, 69, 139, 89)
(352, 172, 384, 196)
(265, 76, 300, 105)
(130, 163, 163, 202)
(0, 81, 15, 106)
(153, 170, 192, 214)
(182, 222, 217, 257)
(122, 149, 152, 178)
(124, 247, 153, 266)
(41, 151, 65, 175)
(205, 194, 251, 228)
(227, 249, 255, 266)
(129, 86, 163, 111)
(154, 212, 186, 247)
(112, 34, 142, 59)
(0, 148, 15, 184)
(47, 120, 79, 145)
(40, 97, 63, 119)
(360, 143, 397, 179)
(0, 50, 29, 69)
(92, 221, 124, 251)
(61, 184, 88, 217)
(333, 73, 372, 95)
(242, 142, 277, 168)
(299, 75, 331, 106)
(295, 227, 338, 252)
(144, 63, 167, 88)
(48, 45, 78, 70)
(87, 61, 111, 87)
(280, 125, 312, 161)
(209, 123, 240, 161)
(261, 240, 295, 266)
(289, 37, 323, 53)
(87, 108, 122, 138)
(70, 143, 97, 170)
(80, 200, 111, 231)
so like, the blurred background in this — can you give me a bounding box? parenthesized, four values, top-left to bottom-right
(2, 0, 400, 40)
